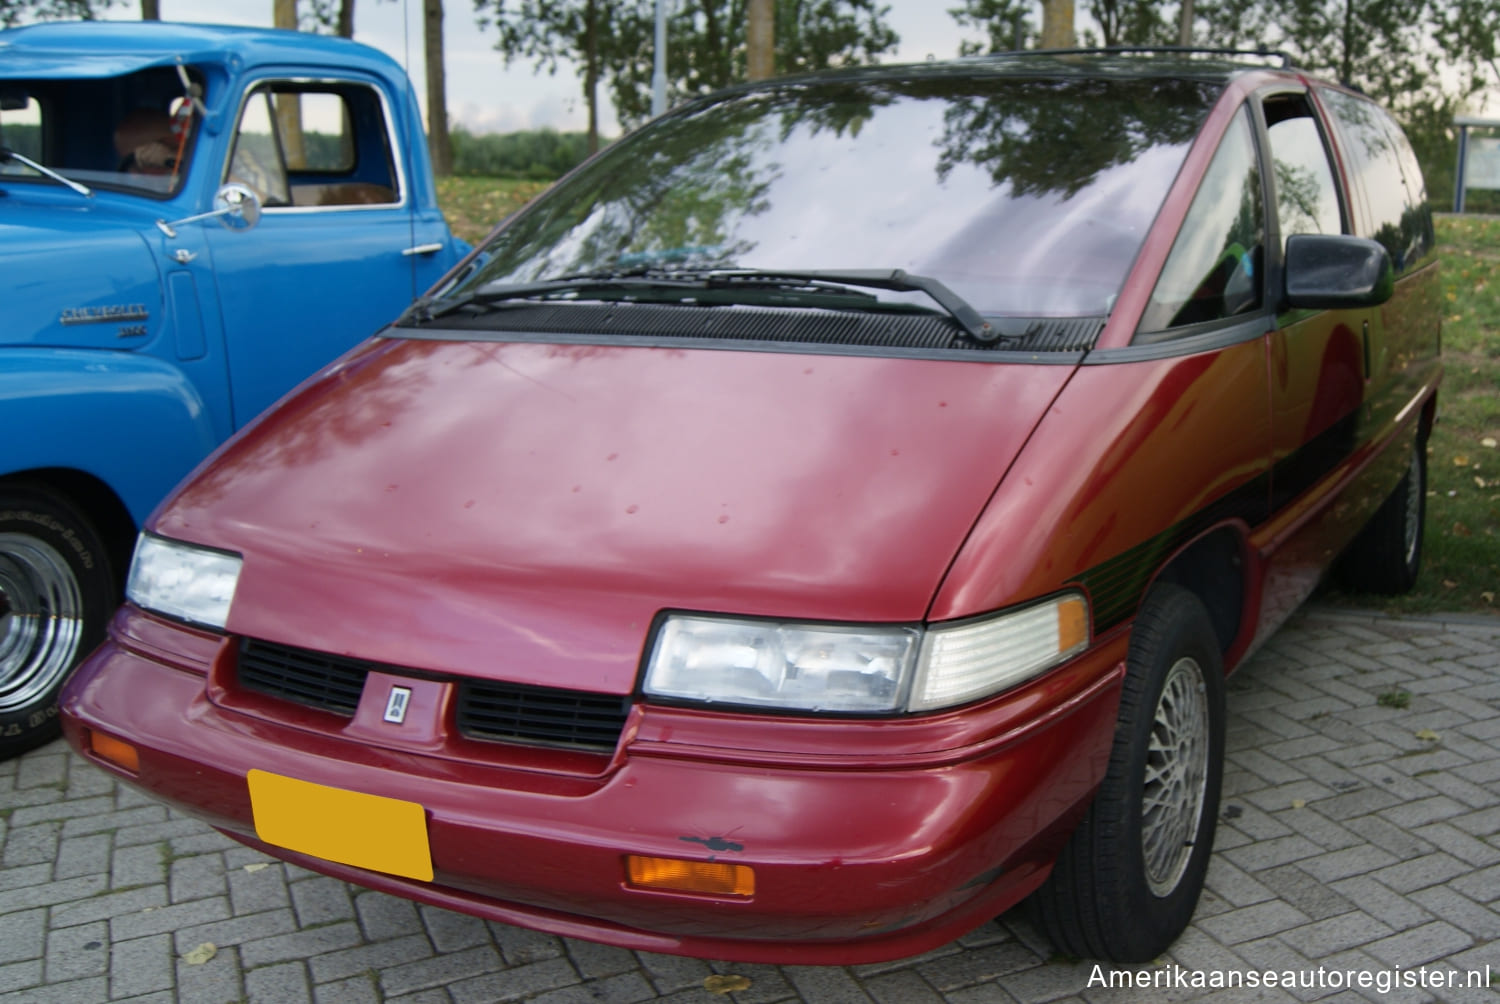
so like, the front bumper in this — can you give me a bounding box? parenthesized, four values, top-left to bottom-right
(61, 607, 1127, 964)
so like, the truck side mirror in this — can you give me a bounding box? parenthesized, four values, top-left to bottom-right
(156, 183, 262, 238)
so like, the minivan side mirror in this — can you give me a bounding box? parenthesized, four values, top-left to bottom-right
(1284, 234, 1395, 309)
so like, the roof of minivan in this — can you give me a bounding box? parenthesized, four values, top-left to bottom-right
(0, 20, 405, 81)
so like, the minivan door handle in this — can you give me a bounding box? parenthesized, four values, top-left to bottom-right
(402, 243, 445, 257)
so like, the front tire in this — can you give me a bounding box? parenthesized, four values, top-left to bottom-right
(0, 485, 116, 759)
(1032, 584, 1225, 962)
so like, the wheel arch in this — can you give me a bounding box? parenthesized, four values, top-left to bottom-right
(0, 468, 137, 593)
(1147, 523, 1253, 670)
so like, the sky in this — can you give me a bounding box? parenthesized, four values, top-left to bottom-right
(103, 1, 978, 136)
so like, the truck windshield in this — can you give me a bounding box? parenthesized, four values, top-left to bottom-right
(457, 73, 1220, 320)
(0, 67, 200, 198)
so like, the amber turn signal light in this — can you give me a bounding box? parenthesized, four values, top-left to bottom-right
(626, 855, 755, 897)
(1057, 594, 1089, 651)
(87, 730, 140, 773)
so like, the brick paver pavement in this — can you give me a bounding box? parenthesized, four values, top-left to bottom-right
(2, 606, 1498, 1003)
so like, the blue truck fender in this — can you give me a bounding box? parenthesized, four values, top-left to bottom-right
(1, 348, 220, 526)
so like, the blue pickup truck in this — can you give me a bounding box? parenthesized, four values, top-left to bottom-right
(0, 21, 469, 757)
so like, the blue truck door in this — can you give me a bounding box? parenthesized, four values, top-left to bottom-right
(204, 77, 452, 428)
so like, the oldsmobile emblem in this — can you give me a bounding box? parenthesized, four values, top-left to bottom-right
(383, 686, 413, 724)
(59, 304, 149, 326)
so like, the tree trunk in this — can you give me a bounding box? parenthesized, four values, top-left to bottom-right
(1040, 0, 1074, 49)
(585, 0, 599, 154)
(273, 0, 306, 167)
(424, 0, 452, 176)
(338, 0, 355, 38)
(747, 0, 774, 81)
(1178, 0, 1193, 46)
(141, 0, 160, 19)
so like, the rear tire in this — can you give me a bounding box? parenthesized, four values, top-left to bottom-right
(0, 485, 115, 760)
(1031, 584, 1224, 962)
(1337, 435, 1426, 595)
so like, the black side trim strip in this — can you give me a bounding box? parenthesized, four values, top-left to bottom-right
(1072, 471, 1270, 633)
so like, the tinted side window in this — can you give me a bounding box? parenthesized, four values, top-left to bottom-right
(1138, 109, 1265, 335)
(1318, 88, 1433, 273)
(1264, 96, 1342, 244)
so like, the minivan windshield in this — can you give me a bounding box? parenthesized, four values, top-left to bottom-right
(454, 73, 1219, 319)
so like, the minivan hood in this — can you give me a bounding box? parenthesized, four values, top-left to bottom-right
(155, 336, 1075, 693)
(0, 201, 163, 349)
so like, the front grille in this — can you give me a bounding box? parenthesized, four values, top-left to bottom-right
(235, 638, 630, 751)
(238, 639, 368, 715)
(457, 679, 631, 752)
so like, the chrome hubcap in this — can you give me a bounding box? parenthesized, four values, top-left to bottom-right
(1142, 656, 1210, 896)
(1402, 444, 1422, 567)
(0, 533, 84, 713)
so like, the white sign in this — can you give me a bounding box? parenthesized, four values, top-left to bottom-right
(1465, 137, 1500, 190)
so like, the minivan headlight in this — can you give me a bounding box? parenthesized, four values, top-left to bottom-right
(126, 533, 243, 630)
(643, 593, 1089, 714)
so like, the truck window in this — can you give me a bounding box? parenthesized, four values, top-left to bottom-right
(0, 68, 200, 197)
(226, 81, 400, 209)
(0, 95, 43, 162)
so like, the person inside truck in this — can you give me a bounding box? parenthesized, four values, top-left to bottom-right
(113, 107, 178, 174)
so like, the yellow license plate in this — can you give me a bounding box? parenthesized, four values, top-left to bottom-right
(247, 770, 433, 882)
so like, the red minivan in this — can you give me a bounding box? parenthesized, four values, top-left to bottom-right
(61, 50, 1440, 964)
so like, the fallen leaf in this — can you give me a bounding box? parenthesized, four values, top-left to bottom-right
(1291, 799, 1306, 809)
(243, 863, 270, 874)
(1484, 437, 1499, 449)
(1482, 592, 1495, 604)
(181, 943, 217, 966)
(1453, 522, 1473, 537)
(1454, 454, 1471, 466)
(1443, 579, 1459, 589)
(1478, 478, 1491, 490)
(704, 974, 753, 994)
(1415, 729, 1440, 742)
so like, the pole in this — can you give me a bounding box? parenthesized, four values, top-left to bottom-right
(652, 0, 667, 117)
(1455, 125, 1470, 214)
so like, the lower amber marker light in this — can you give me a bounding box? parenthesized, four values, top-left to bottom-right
(626, 855, 755, 897)
(88, 730, 140, 773)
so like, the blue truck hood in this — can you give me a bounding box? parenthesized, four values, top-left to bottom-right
(0, 198, 165, 350)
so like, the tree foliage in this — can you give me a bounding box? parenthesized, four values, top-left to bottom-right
(607, 0, 900, 128)
(450, 127, 595, 179)
(0, 0, 113, 26)
(475, 0, 899, 148)
(302, 0, 358, 36)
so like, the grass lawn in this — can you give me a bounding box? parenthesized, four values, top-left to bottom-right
(436, 176, 549, 245)
(434, 179, 1499, 615)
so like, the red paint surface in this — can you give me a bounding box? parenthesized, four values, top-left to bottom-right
(63, 606, 1126, 963)
(154, 340, 1073, 691)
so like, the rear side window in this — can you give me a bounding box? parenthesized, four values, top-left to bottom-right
(1318, 88, 1433, 273)
(226, 80, 400, 209)
(1138, 108, 1265, 336)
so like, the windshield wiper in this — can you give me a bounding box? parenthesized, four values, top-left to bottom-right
(415, 270, 882, 322)
(0, 146, 92, 197)
(415, 266, 1006, 344)
(702, 269, 1002, 343)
